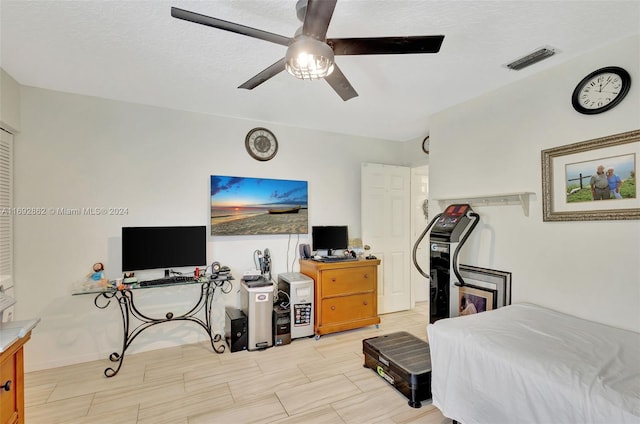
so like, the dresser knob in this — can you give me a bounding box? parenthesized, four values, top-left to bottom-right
(331, 278, 336, 282)
(331, 305, 336, 311)
(363, 301, 368, 306)
(1, 380, 11, 391)
(363, 274, 369, 278)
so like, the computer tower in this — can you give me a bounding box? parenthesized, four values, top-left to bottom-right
(273, 305, 291, 346)
(225, 307, 247, 352)
(277, 272, 314, 339)
(240, 278, 274, 350)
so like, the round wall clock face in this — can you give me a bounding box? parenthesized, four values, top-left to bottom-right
(572, 66, 631, 115)
(422, 136, 430, 154)
(245, 127, 278, 161)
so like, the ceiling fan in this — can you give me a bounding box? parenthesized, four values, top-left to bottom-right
(171, 0, 444, 101)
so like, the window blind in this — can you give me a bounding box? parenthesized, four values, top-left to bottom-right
(0, 129, 13, 290)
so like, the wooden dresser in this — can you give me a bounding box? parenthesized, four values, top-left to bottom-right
(1, 319, 38, 424)
(0, 332, 30, 424)
(300, 259, 381, 337)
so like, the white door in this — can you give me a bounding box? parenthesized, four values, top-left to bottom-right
(361, 163, 411, 314)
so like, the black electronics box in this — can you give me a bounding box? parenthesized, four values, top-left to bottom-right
(272, 305, 291, 346)
(362, 331, 432, 408)
(225, 307, 247, 352)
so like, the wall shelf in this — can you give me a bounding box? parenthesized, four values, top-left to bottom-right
(436, 192, 535, 216)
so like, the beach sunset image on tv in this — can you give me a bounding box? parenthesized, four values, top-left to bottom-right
(210, 175, 309, 235)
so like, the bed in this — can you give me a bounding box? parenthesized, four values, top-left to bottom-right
(427, 303, 640, 424)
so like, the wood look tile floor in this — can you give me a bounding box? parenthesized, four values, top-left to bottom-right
(24, 302, 451, 424)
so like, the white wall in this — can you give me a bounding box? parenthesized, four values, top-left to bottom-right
(429, 34, 640, 332)
(13, 86, 406, 371)
(410, 164, 430, 303)
(0, 67, 21, 132)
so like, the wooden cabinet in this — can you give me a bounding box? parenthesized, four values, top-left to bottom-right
(0, 332, 30, 424)
(300, 259, 381, 336)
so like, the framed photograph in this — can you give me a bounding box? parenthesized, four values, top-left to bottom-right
(210, 175, 308, 236)
(459, 285, 495, 316)
(458, 264, 512, 309)
(542, 129, 640, 221)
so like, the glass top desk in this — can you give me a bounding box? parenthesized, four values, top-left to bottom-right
(73, 275, 233, 377)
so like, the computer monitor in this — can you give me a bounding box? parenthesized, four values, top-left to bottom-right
(122, 226, 206, 272)
(311, 226, 348, 256)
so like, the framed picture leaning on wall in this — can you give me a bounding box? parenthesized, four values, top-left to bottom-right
(458, 264, 511, 312)
(541, 129, 640, 221)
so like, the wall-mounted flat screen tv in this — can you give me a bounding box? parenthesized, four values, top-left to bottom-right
(210, 175, 308, 236)
(122, 226, 206, 271)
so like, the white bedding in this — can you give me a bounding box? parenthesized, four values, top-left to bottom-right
(427, 303, 640, 424)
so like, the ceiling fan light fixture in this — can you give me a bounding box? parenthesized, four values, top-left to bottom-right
(285, 36, 335, 80)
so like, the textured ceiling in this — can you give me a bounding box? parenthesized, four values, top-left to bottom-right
(1, 1, 639, 141)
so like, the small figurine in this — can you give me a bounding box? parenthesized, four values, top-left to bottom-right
(88, 262, 108, 286)
(123, 272, 137, 284)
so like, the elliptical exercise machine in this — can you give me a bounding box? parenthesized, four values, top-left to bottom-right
(412, 204, 480, 323)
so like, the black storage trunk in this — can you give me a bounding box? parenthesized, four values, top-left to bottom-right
(362, 331, 432, 408)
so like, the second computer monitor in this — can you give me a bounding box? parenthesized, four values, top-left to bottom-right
(312, 226, 348, 256)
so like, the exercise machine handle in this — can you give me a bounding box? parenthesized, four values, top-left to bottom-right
(451, 211, 480, 287)
(412, 212, 443, 279)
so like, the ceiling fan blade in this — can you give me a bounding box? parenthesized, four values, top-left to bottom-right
(325, 64, 358, 101)
(302, 0, 337, 40)
(238, 58, 287, 90)
(328, 35, 445, 55)
(171, 7, 291, 47)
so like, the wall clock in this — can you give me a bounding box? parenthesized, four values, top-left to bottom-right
(571, 66, 631, 115)
(422, 136, 430, 154)
(245, 127, 278, 161)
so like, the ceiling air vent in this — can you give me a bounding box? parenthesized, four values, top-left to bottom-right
(505, 46, 557, 70)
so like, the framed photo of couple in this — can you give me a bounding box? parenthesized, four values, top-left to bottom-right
(542, 129, 640, 221)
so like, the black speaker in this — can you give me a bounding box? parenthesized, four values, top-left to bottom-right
(225, 307, 247, 352)
(299, 244, 311, 259)
(272, 305, 291, 346)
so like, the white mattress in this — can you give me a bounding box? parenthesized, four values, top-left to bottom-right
(427, 303, 640, 424)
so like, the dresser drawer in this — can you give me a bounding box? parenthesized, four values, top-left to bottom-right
(1, 345, 18, 424)
(321, 267, 375, 297)
(321, 293, 376, 323)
